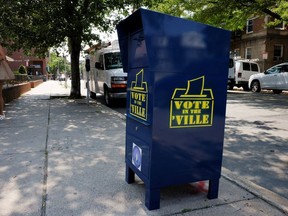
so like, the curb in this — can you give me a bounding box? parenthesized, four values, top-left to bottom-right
(104, 102, 288, 215)
(222, 167, 288, 215)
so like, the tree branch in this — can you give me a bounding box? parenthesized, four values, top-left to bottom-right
(262, 8, 282, 20)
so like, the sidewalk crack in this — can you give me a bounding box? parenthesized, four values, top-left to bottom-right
(41, 98, 50, 216)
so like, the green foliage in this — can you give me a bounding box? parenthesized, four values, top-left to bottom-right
(0, 0, 161, 98)
(18, 65, 27, 74)
(273, 2, 288, 21)
(0, 0, 161, 56)
(152, 0, 288, 30)
(47, 52, 70, 77)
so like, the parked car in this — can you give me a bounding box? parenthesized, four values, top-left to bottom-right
(249, 63, 288, 94)
(59, 73, 66, 81)
(227, 58, 260, 91)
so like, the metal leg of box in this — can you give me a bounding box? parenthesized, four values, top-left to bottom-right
(207, 179, 219, 199)
(126, 165, 135, 184)
(145, 187, 160, 210)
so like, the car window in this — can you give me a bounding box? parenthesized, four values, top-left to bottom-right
(280, 65, 288, 73)
(266, 66, 280, 74)
(243, 62, 250, 71)
(104, 52, 123, 69)
(251, 63, 259, 72)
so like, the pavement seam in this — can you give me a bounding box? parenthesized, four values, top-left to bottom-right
(40, 98, 50, 216)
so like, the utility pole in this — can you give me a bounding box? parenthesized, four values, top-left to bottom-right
(63, 55, 67, 88)
(85, 55, 90, 105)
(57, 61, 60, 81)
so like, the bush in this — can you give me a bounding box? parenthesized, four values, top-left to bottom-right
(18, 65, 27, 74)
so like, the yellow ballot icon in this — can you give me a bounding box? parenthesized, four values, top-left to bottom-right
(169, 76, 214, 128)
(130, 69, 148, 121)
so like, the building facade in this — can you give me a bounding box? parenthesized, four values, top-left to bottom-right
(4, 48, 48, 76)
(230, 16, 288, 71)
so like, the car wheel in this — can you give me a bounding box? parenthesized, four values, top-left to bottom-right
(273, 90, 282, 94)
(251, 80, 261, 93)
(90, 91, 96, 99)
(104, 87, 113, 107)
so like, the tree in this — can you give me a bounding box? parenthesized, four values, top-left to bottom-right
(48, 52, 70, 79)
(0, 0, 159, 98)
(18, 65, 27, 75)
(152, 0, 288, 31)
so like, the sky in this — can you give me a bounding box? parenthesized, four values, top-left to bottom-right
(57, 30, 119, 63)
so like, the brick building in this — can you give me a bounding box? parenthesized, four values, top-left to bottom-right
(4, 48, 48, 76)
(230, 16, 288, 71)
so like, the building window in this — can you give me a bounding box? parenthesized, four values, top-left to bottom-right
(275, 22, 284, 30)
(273, 44, 283, 61)
(246, 19, 253, 33)
(275, 22, 285, 30)
(245, 47, 252, 59)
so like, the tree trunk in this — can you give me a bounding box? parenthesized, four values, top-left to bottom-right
(68, 36, 82, 99)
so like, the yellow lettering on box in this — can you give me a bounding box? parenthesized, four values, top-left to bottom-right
(169, 76, 214, 128)
(130, 69, 148, 121)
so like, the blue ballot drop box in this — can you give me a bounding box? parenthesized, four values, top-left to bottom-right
(116, 8, 231, 210)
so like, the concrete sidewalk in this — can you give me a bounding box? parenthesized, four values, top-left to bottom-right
(0, 81, 287, 216)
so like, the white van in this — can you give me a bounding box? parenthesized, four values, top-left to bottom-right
(227, 59, 260, 91)
(89, 41, 127, 106)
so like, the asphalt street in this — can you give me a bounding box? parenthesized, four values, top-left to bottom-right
(93, 88, 288, 201)
(223, 91, 288, 200)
